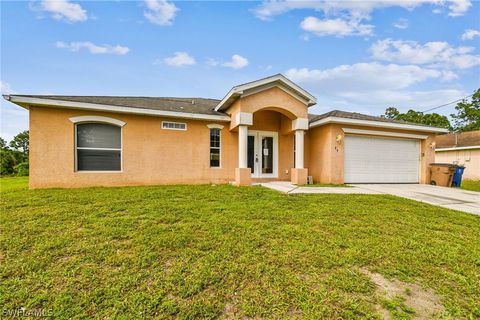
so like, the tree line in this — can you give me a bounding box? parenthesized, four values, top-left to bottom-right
(1, 131, 29, 176)
(381, 88, 480, 132)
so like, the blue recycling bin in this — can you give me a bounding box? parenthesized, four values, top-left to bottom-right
(452, 166, 466, 187)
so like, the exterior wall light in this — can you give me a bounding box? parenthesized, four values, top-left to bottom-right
(430, 142, 436, 149)
(336, 134, 343, 144)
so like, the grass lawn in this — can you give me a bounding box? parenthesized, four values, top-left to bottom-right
(1, 177, 479, 319)
(461, 180, 480, 192)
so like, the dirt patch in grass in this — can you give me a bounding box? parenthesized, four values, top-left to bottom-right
(361, 268, 445, 319)
(220, 302, 238, 319)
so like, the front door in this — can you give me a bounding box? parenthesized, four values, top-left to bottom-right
(247, 130, 278, 178)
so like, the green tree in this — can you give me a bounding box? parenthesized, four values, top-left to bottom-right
(0, 132, 29, 176)
(9, 130, 29, 154)
(0, 149, 16, 175)
(451, 89, 480, 132)
(384, 107, 400, 119)
(0, 137, 8, 150)
(382, 107, 452, 130)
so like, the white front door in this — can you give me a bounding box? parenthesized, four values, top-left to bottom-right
(247, 130, 278, 178)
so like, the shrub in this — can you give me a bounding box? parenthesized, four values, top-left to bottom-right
(13, 161, 29, 176)
(0, 149, 16, 175)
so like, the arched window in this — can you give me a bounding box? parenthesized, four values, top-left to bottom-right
(75, 123, 122, 171)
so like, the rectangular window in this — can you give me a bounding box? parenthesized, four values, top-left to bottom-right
(162, 121, 187, 131)
(76, 123, 122, 171)
(210, 128, 221, 167)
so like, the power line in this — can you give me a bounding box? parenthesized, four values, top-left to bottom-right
(421, 93, 474, 113)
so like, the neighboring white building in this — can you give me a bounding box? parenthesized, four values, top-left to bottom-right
(435, 130, 480, 180)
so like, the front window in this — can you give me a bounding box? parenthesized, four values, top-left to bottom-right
(76, 123, 121, 171)
(210, 128, 221, 167)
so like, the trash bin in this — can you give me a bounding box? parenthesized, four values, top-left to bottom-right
(430, 163, 455, 187)
(452, 166, 466, 187)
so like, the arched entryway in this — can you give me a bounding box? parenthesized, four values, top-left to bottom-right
(234, 105, 309, 186)
(215, 74, 316, 186)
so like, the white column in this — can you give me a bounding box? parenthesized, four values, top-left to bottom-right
(295, 130, 304, 169)
(238, 125, 248, 168)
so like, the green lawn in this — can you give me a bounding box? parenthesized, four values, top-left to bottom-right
(461, 180, 480, 192)
(1, 177, 479, 319)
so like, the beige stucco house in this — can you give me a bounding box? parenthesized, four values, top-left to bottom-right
(435, 130, 480, 180)
(3, 74, 448, 189)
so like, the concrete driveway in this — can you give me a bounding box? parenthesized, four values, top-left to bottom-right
(355, 184, 480, 215)
(259, 182, 480, 215)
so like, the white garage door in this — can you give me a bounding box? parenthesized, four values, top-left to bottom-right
(344, 135, 420, 183)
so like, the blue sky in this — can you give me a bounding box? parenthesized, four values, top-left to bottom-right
(1, 0, 479, 141)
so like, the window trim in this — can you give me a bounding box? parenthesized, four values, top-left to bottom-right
(208, 126, 222, 168)
(162, 121, 187, 131)
(69, 115, 126, 127)
(74, 122, 123, 173)
(206, 124, 224, 130)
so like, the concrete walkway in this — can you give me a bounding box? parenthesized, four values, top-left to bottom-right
(259, 181, 480, 215)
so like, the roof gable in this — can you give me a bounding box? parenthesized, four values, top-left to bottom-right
(214, 74, 317, 112)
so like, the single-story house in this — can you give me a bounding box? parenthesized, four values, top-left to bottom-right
(435, 130, 480, 180)
(3, 74, 448, 189)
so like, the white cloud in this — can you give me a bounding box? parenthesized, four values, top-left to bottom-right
(222, 54, 249, 69)
(461, 29, 480, 40)
(253, 1, 471, 38)
(446, 0, 472, 16)
(285, 63, 465, 114)
(0, 81, 16, 95)
(286, 63, 452, 94)
(206, 58, 220, 67)
(310, 88, 466, 116)
(55, 41, 130, 55)
(300, 16, 373, 37)
(393, 18, 408, 29)
(40, 0, 87, 23)
(253, 0, 471, 20)
(370, 38, 480, 69)
(144, 0, 178, 26)
(162, 52, 196, 67)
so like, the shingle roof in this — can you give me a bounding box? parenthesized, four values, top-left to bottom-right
(309, 110, 441, 128)
(436, 130, 480, 148)
(5, 95, 447, 131)
(9, 95, 223, 116)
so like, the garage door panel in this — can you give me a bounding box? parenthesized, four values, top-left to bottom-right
(344, 135, 420, 183)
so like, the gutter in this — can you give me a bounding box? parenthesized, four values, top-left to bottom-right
(4, 95, 231, 122)
(436, 145, 480, 152)
(309, 116, 449, 133)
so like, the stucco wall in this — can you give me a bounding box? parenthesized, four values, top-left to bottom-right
(227, 86, 309, 130)
(28, 104, 439, 188)
(29, 106, 237, 188)
(435, 149, 480, 180)
(308, 123, 437, 184)
(29, 106, 300, 188)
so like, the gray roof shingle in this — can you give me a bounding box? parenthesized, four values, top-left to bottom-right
(436, 130, 480, 148)
(9, 95, 223, 116)
(6, 95, 445, 130)
(309, 110, 441, 128)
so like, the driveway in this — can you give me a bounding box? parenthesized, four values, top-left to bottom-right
(259, 182, 480, 215)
